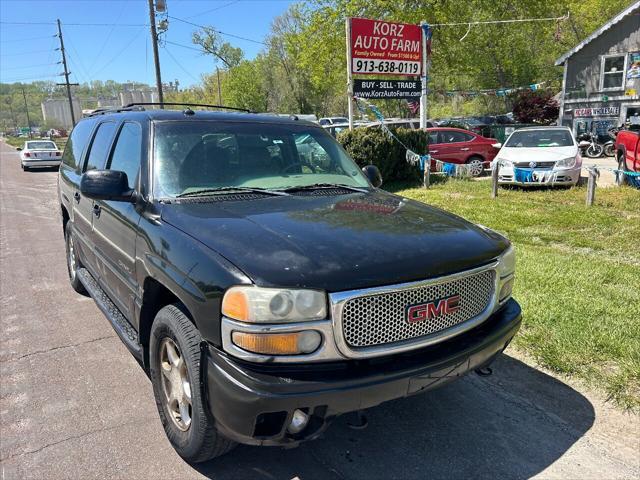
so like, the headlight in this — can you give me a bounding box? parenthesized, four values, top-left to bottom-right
(556, 156, 578, 168)
(222, 286, 327, 323)
(495, 158, 512, 168)
(496, 245, 516, 302)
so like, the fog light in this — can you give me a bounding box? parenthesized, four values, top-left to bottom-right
(231, 331, 321, 355)
(499, 277, 514, 302)
(287, 409, 309, 434)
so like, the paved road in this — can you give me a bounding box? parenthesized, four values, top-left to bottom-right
(1, 140, 638, 479)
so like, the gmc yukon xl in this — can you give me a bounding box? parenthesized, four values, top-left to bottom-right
(58, 106, 521, 462)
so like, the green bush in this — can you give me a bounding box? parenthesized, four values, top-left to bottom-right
(337, 127, 427, 183)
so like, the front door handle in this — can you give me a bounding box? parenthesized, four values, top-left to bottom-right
(431, 150, 439, 153)
(74, 192, 81, 203)
(460, 148, 470, 151)
(92, 204, 101, 217)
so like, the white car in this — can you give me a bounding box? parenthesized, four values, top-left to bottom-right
(494, 126, 581, 186)
(19, 140, 62, 171)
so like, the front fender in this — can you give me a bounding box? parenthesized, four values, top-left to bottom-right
(135, 211, 251, 346)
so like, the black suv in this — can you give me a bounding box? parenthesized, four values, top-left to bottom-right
(58, 106, 521, 462)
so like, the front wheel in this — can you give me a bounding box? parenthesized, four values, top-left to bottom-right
(65, 222, 87, 294)
(585, 144, 603, 158)
(149, 304, 236, 463)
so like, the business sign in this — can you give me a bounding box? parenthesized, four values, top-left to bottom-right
(350, 18, 422, 76)
(574, 107, 620, 117)
(353, 79, 421, 99)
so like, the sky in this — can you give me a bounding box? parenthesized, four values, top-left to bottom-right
(0, 0, 298, 88)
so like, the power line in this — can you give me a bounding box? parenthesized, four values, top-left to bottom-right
(167, 15, 268, 45)
(1, 49, 54, 57)
(1, 63, 60, 71)
(0, 75, 59, 83)
(430, 13, 569, 27)
(164, 40, 205, 53)
(0, 21, 147, 27)
(162, 46, 201, 84)
(92, 27, 146, 77)
(185, 0, 241, 19)
(0, 34, 56, 43)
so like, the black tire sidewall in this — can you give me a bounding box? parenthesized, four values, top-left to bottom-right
(149, 306, 210, 461)
(64, 222, 86, 293)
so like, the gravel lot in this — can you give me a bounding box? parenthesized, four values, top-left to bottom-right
(1, 140, 638, 479)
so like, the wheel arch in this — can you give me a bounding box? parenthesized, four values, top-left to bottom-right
(139, 277, 194, 370)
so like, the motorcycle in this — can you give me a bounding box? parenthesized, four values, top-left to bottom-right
(603, 126, 621, 157)
(577, 132, 603, 158)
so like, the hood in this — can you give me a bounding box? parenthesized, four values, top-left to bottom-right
(160, 190, 509, 292)
(497, 145, 578, 163)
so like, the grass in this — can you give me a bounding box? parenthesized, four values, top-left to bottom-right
(391, 177, 640, 410)
(2, 136, 67, 150)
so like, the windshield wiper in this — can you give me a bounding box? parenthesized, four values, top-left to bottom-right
(176, 187, 289, 198)
(278, 183, 368, 193)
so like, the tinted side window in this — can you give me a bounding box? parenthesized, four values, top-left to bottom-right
(84, 122, 117, 171)
(441, 131, 471, 143)
(427, 132, 439, 144)
(62, 120, 94, 169)
(108, 123, 142, 189)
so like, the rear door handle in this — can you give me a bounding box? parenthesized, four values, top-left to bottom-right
(460, 148, 470, 151)
(92, 204, 101, 217)
(73, 192, 81, 203)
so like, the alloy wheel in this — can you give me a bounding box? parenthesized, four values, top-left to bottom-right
(468, 159, 484, 177)
(159, 337, 192, 431)
(67, 233, 77, 281)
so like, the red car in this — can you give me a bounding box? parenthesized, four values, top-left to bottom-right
(615, 128, 640, 186)
(426, 127, 502, 176)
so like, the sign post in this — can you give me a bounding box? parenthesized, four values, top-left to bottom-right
(346, 18, 354, 131)
(419, 21, 428, 129)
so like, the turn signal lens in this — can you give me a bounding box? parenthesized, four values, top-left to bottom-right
(231, 331, 321, 355)
(221, 289, 249, 321)
(499, 277, 514, 302)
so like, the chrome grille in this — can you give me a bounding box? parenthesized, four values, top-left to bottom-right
(341, 269, 495, 348)
(513, 161, 556, 169)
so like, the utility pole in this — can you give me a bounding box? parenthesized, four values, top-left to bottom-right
(147, 0, 164, 107)
(56, 19, 78, 127)
(216, 67, 222, 105)
(21, 87, 32, 139)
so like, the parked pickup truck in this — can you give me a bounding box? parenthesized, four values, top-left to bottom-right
(58, 105, 521, 463)
(615, 128, 640, 185)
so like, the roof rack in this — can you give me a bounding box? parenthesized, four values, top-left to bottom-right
(122, 102, 253, 113)
(86, 103, 253, 117)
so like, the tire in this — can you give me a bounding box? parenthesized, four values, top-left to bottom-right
(22, 164, 29, 171)
(64, 222, 87, 295)
(466, 156, 485, 177)
(603, 144, 615, 157)
(616, 153, 628, 186)
(149, 304, 236, 463)
(585, 144, 603, 158)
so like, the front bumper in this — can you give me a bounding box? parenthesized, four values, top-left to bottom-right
(498, 166, 580, 186)
(205, 298, 521, 447)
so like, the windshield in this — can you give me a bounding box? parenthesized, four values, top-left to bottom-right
(505, 129, 574, 148)
(153, 121, 370, 197)
(26, 141, 57, 150)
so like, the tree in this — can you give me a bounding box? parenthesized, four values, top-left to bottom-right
(192, 27, 244, 69)
(511, 90, 559, 124)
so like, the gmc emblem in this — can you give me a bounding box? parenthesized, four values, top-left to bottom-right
(406, 294, 461, 324)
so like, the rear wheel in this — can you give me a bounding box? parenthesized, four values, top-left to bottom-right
(466, 156, 484, 177)
(603, 143, 615, 157)
(585, 144, 603, 158)
(150, 304, 236, 463)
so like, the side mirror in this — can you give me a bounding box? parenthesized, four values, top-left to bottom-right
(362, 164, 383, 188)
(80, 169, 134, 202)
